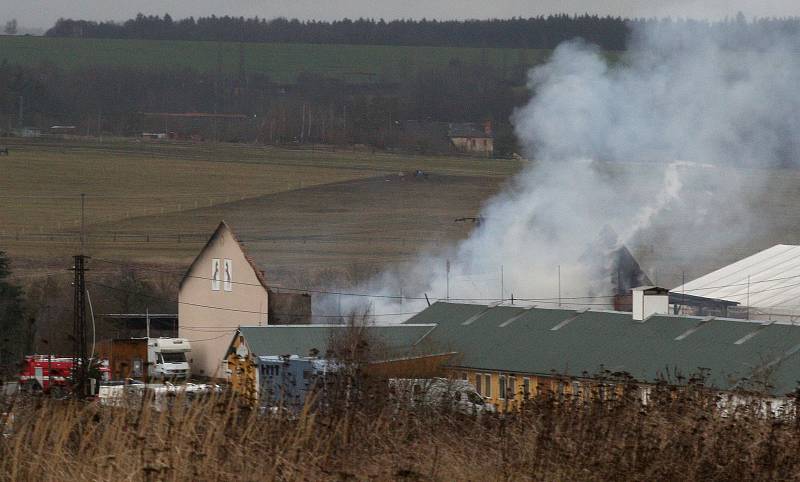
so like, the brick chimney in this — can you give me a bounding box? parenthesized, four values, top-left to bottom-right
(483, 120, 493, 136)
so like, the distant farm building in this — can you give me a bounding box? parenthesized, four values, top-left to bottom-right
(49, 125, 77, 136)
(12, 126, 41, 137)
(448, 122, 494, 157)
(140, 112, 253, 142)
(396, 120, 495, 157)
(178, 221, 311, 380)
(671, 244, 800, 321)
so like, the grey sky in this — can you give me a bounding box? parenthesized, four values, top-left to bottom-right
(4, 0, 800, 31)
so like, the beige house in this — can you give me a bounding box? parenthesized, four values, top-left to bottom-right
(178, 221, 310, 379)
(448, 122, 494, 157)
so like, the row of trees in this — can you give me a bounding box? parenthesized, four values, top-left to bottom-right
(46, 14, 633, 50)
(0, 251, 177, 378)
(0, 252, 28, 379)
(45, 14, 800, 51)
(0, 58, 525, 154)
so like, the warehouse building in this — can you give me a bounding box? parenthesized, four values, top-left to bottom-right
(224, 287, 800, 410)
(670, 244, 800, 321)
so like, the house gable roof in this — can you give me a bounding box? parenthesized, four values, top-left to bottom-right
(447, 123, 493, 139)
(179, 220, 269, 291)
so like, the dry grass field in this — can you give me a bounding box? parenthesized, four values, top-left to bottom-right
(6, 137, 800, 291)
(0, 138, 518, 282)
(2, 380, 799, 481)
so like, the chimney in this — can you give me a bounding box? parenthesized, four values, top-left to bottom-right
(631, 286, 669, 321)
(483, 120, 492, 136)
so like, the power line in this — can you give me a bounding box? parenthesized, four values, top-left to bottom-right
(90, 257, 800, 305)
(87, 280, 420, 319)
(90, 257, 620, 303)
(182, 332, 234, 343)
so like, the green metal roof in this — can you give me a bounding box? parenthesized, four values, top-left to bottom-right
(235, 303, 800, 395)
(404, 302, 800, 396)
(237, 324, 438, 360)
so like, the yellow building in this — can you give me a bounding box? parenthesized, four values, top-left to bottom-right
(226, 295, 800, 411)
(403, 299, 800, 411)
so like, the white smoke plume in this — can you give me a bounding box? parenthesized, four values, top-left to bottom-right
(338, 21, 800, 321)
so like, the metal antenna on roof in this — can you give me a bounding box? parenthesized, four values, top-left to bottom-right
(558, 265, 561, 308)
(446, 259, 450, 301)
(500, 264, 504, 303)
(747, 275, 751, 320)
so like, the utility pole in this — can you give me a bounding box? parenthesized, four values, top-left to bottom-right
(80, 193, 86, 253)
(71, 193, 90, 398)
(70, 254, 89, 398)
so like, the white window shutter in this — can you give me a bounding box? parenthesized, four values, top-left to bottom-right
(223, 259, 233, 291)
(211, 258, 221, 291)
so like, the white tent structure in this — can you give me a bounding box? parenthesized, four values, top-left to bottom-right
(671, 244, 800, 321)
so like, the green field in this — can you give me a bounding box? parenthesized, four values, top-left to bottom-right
(0, 35, 552, 83)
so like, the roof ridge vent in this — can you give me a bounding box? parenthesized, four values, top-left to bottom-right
(734, 320, 776, 345)
(674, 316, 715, 341)
(549, 309, 588, 331)
(499, 306, 535, 328)
(461, 305, 496, 326)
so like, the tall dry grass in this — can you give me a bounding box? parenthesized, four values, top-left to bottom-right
(2, 379, 800, 481)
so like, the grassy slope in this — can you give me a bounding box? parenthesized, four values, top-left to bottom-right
(0, 35, 551, 82)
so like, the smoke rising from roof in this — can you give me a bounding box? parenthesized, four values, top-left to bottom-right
(337, 22, 800, 321)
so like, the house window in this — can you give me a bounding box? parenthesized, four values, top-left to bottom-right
(572, 381, 581, 400)
(223, 259, 233, 291)
(508, 376, 516, 400)
(484, 374, 492, 398)
(523, 378, 530, 398)
(499, 375, 506, 400)
(211, 258, 221, 291)
(475, 373, 482, 395)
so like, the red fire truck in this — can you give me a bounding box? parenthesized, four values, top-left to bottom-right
(18, 355, 109, 396)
